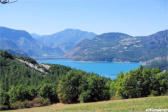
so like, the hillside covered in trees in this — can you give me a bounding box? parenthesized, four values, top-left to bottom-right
(0, 51, 168, 110)
(143, 56, 168, 71)
(66, 30, 168, 62)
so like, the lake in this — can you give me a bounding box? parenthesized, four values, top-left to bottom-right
(37, 59, 140, 79)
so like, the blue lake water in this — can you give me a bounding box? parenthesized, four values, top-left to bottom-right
(37, 59, 140, 79)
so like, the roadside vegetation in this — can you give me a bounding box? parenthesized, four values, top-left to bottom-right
(0, 50, 168, 110)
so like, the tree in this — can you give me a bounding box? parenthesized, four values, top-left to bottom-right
(79, 75, 110, 102)
(110, 72, 124, 98)
(8, 86, 36, 104)
(39, 83, 58, 103)
(0, 89, 9, 107)
(151, 72, 168, 96)
(57, 70, 85, 103)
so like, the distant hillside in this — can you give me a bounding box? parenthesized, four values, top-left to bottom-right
(142, 56, 168, 71)
(0, 27, 64, 57)
(66, 30, 168, 62)
(1, 26, 168, 62)
(32, 29, 96, 53)
(0, 27, 40, 56)
(5, 49, 28, 57)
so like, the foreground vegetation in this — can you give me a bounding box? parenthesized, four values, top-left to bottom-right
(3, 96, 168, 112)
(0, 51, 168, 110)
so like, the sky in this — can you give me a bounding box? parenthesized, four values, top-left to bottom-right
(0, 0, 168, 36)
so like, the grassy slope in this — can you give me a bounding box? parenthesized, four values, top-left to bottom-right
(4, 96, 168, 112)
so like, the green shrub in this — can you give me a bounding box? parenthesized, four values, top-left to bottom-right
(39, 97, 51, 106)
(39, 83, 58, 103)
(8, 86, 37, 104)
(117, 67, 168, 99)
(57, 70, 86, 104)
(27, 97, 51, 107)
(10, 101, 29, 109)
(58, 71, 110, 103)
(79, 91, 92, 103)
(0, 104, 9, 110)
(80, 75, 110, 102)
(151, 72, 168, 96)
(0, 90, 9, 106)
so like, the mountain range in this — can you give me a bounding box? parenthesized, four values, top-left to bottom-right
(0, 26, 167, 62)
(67, 30, 168, 62)
(31, 29, 96, 53)
(0, 27, 96, 58)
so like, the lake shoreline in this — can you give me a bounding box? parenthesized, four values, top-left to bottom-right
(35, 57, 141, 64)
(37, 59, 140, 79)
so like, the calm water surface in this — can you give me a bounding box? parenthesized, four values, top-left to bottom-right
(37, 59, 140, 79)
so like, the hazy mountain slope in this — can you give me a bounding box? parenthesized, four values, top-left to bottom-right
(66, 30, 168, 62)
(0, 27, 42, 56)
(33, 29, 96, 53)
(0, 27, 64, 57)
(142, 56, 168, 70)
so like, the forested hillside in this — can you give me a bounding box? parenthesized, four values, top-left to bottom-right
(143, 56, 168, 71)
(0, 51, 168, 110)
(66, 30, 168, 62)
(0, 51, 110, 110)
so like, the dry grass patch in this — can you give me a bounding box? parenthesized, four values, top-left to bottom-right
(3, 96, 168, 112)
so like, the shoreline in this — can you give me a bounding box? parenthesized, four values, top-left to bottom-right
(35, 57, 140, 64)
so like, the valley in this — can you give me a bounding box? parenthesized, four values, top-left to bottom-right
(0, 26, 167, 64)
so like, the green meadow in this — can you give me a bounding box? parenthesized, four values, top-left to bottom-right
(5, 96, 168, 112)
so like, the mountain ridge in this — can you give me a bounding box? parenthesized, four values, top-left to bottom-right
(32, 28, 97, 53)
(0, 26, 168, 62)
(66, 30, 168, 62)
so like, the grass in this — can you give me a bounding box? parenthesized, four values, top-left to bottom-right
(4, 96, 168, 112)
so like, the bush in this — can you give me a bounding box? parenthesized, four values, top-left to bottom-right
(0, 90, 9, 106)
(10, 101, 29, 109)
(57, 70, 86, 103)
(79, 91, 92, 103)
(8, 86, 37, 104)
(0, 89, 10, 110)
(151, 72, 168, 96)
(116, 67, 168, 99)
(79, 75, 110, 102)
(28, 97, 51, 107)
(109, 72, 124, 98)
(58, 70, 110, 103)
(39, 97, 51, 106)
(28, 97, 41, 107)
(0, 104, 9, 110)
(10, 97, 51, 109)
(39, 83, 58, 103)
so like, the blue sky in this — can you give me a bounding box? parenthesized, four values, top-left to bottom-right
(0, 0, 168, 36)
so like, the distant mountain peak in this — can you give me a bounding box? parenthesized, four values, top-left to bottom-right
(99, 32, 131, 37)
(0, 26, 34, 41)
(150, 30, 168, 36)
(63, 28, 82, 32)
